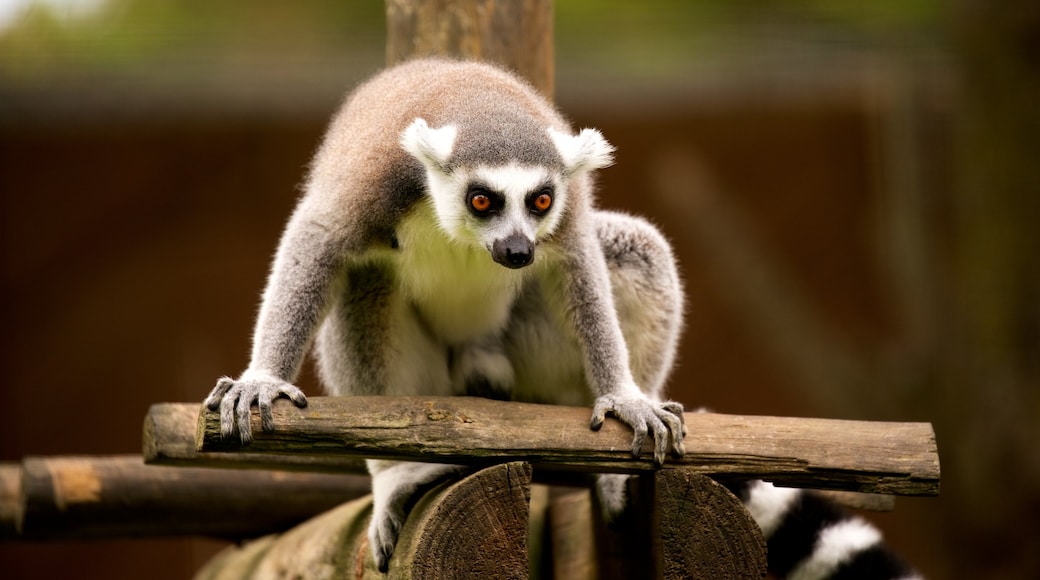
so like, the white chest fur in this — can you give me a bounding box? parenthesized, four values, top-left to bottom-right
(389, 203, 526, 345)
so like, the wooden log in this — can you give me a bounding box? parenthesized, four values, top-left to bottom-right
(543, 487, 598, 579)
(541, 472, 767, 579)
(0, 462, 22, 539)
(145, 402, 899, 514)
(8, 455, 368, 540)
(144, 402, 367, 474)
(385, 0, 554, 97)
(391, 461, 531, 579)
(178, 396, 939, 496)
(656, 470, 767, 579)
(195, 462, 532, 579)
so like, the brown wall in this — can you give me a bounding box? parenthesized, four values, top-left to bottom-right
(0, 97, 940, 577)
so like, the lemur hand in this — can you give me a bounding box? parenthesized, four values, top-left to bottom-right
(204, 372, 308, 444)
(590, 393, 686, 465)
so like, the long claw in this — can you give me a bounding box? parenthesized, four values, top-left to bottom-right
(205, 377, 234, 410)
(631, 421, 648, 458)
(590, 394, 686, 465)
(590, 402, 607, 431)
(203, 374, 308, 446)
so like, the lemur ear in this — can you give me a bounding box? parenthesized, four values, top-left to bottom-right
(548, 127, 615, 175)
(401, 118, 458, 172)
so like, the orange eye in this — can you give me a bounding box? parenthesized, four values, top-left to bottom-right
(471, 194, 492, 212)
(533, 193, 552, 212)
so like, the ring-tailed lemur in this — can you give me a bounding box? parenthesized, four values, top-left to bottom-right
(204, 58, 920, 578)
(729, 480, 923, 579)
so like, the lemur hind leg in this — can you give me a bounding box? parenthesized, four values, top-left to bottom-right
(366, 460, 471, 572)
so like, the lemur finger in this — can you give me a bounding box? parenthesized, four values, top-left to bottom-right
(280, 384, 309, 408)
(218, 389, 238, 439)
(657, 409, 685, 456)
(205, 377, 234, 410)
(630, 420, 649, 459)
(374, 530, 394, 573)
(258, 394, 275, 432)
(659, 401, 687, 436)
(589, 400, 609, 431)
(371, 509, 402, 573)
(647, 415, 669, 465)
(235, 395, 254, 445)
(376, 547, 391, 574)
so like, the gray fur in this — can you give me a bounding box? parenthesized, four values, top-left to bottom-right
(205, 58, 685, 571)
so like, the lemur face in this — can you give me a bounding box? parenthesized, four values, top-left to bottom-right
(401, 118, 614, 268)
(459, 163, 565, 268)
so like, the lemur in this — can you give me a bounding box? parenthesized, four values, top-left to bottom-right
(205, 58, 921, 579)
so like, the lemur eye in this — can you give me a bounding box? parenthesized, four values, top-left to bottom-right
(529, 188, 553, 214)
(466, 187, 500, 216)
(470, 194, 492, 212)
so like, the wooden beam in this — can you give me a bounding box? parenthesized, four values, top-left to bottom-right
(3, 455, 369, 540)
(385, 0, 554, 97)
(150, 396, 939, 496)
(0, 462, 21, 539)
(536, 471, 767, 579)
(144, 401, 367, 474)
(195, 462, 532, 579)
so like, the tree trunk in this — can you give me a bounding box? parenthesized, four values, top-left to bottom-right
(385, 0, 554, 97)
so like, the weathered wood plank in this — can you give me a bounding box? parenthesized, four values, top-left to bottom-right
(7, 455, 368, 540)
(144, 402, 367, 474)
(169, 396, 939, 496)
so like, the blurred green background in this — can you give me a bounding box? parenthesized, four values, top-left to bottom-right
(2, 1, 1038, 578)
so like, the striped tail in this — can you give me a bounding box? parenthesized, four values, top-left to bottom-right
(729, 480, 923, 580)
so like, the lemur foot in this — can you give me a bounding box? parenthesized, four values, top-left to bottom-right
(204, 372, 308, 444)
(594, 473, 633, 525)
(590, 393, 686, 465)
(368, 461, 468, 572)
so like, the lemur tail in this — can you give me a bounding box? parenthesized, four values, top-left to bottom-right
(726, 480, 924, 580)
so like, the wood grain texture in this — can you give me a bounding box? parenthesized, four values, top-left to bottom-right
(386, 0, 554, 97)
(394, 461, 531, 579)
(173, 396, 939, 496)
(656, 470, 767, 579)
(7, 455, 368, 540)
(144, 402, 367, 474)
(541, 472, 767, 579)
(195, 462, 531, 580)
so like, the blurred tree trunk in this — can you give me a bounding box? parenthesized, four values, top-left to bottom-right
(947, 1, 1040, 577)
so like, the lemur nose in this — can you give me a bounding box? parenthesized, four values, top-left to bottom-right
(492, 234, 534, 269)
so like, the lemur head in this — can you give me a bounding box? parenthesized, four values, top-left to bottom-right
(401, 117, 614, 269)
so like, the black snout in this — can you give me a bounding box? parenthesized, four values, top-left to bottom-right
(492, 234, 535, 269)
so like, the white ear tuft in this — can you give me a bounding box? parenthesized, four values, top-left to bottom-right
(401, 118, 458, 172)
(548, 127, 615, 175)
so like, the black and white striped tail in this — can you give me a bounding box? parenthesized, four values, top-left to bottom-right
(728, 480, 923, 580)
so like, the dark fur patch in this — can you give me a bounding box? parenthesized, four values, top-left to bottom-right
(464, 376, 512, 401)
(830, 544, 914, 580)
(766, 491, 848, 576)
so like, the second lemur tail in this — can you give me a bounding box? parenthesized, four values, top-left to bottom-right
(727, 480, 924, 580)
